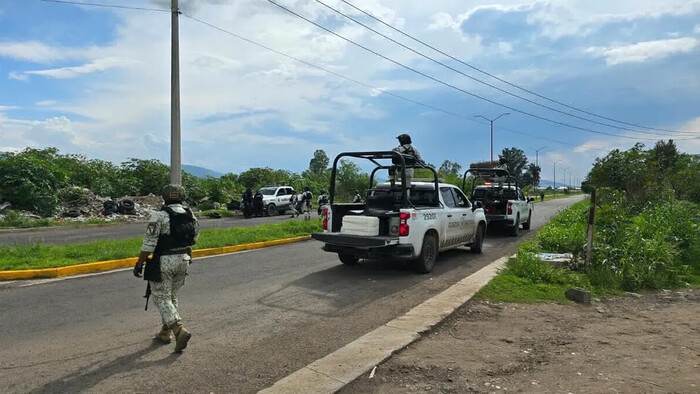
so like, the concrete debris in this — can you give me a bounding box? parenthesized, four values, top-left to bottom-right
(565, 288, 591, 304)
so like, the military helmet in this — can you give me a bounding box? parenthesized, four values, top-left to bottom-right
(162, 184, 186, 204)
(304, 186, 310, 192)
(397, 133, 412, 144)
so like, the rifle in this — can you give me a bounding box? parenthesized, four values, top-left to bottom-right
(144, 282, 151, 311)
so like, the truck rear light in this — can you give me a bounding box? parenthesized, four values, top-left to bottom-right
(399, 212, 410, 236)
(507, 202, 513, 215)
(322, 207, 328, 230)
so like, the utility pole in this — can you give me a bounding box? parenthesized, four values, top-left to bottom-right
(170, 0, 182, 185)
(475, 113, 510, 166)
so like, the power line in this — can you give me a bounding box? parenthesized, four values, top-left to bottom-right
(40, 0, 169, 12)
(338, 0, 693, 135)
(183, 14, 617, 155)
(265, 0, 693, 142)
(315, 0, 693, 138)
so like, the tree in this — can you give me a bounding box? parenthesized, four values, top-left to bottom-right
(308, 149, 329, 175)
(119, 158, 170, 196)
(525, 162, 541, 187)
(335, 160, 371, 201)
(438, 160, 462, 177)
(499, 147, 528, 183)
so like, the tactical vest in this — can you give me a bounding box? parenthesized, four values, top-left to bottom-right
(154, 206, 197, 256)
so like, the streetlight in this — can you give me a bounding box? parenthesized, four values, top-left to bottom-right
(475, 112, 510, 166)
(553, 160, 561, 197)
(532, 146, 547, 168)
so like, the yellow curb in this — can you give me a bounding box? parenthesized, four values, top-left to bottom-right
(0, 235, 311, 281)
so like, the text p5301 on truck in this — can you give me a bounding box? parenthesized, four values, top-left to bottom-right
(312, 151, 487, 274)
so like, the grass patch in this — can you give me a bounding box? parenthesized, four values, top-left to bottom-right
(478, 196, 699, 303)
(0, 219, 321, 271)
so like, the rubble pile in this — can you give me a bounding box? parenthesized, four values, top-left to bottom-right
(55, 188, 165, 222)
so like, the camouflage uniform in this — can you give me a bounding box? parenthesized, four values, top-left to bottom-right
(141, 204, 199, 328)
(392, 143, 422, 188)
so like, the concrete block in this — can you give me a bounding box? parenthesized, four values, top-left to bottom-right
(565, 288, 591, 304)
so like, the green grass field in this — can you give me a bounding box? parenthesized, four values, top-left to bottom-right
(0, 219, 321, 271)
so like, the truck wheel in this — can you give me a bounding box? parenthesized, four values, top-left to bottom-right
(266, 204, 277, 216)
(470, 224, 485, 254)
(509, 214, 520, 237)
(338, 253, 359, 265)
(522, 211, 532, 230)
(414, 233, 438, 274)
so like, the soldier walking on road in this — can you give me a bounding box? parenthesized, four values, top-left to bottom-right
(134, 184, 199, 353)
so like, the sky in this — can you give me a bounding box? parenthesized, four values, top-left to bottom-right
(1, 0, 699, 185)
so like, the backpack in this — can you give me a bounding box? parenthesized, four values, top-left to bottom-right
(303, 191, 312, 202)
(161, 206, 197, 248)
(392, 145, 416, 166)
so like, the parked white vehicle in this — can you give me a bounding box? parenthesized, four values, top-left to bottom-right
(257, 186, 296, 216)
(312, 151, 488, 273)
(465, 168, 534, 236)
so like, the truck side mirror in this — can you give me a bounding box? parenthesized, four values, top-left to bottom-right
(527, 197, 535, 202)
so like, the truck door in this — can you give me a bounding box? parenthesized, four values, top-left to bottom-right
(517, 189, 528, 222)
(439, 187, 460, 248)
(450, 187, 475, 241)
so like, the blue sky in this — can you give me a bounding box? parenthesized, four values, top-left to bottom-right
(1, 0, 699, 185)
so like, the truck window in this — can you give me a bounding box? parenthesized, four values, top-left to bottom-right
(440, 187, 456, 208)
(450, 188, 471, 208)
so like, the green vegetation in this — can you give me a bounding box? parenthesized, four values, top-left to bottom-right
(0, 145, 550, 224)
(0, 220, 322, 271)
(477, 140, 700, 303)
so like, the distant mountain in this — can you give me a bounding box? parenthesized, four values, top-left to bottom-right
(182, 164, 223, 178)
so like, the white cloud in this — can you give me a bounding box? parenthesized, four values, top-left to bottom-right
(35, 100, 57, 107)
(0, 41, 84, 63)
(694, 24, 700, 34)
(586, 37, 699, 65)
(8, 71, 28, 81)
(21, 57, 136, 79)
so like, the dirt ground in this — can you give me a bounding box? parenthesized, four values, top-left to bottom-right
(344, 288, 699, 394)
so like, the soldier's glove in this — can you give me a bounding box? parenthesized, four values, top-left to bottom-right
(133, 261, 144, 278)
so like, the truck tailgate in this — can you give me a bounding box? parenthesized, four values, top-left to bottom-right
(311, 233, 397, 247)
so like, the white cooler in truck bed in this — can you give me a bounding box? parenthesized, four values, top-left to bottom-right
(340, 216, 380, 236)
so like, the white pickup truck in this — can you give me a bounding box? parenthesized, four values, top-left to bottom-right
(465, 168, 534, 236)
(312, 151, 488, 273)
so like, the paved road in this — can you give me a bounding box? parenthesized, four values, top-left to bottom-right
(0, 196, 585, 393)
(0, 214, 294, 246)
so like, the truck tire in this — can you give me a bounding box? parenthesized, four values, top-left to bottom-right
(509, 214, 520, 237)
(414, 233, 438, 274)
(266, 204, 277, 216)
(470, 223, 485, 254)
(338, 253, 359, 265)
(522, 211, 532, 230)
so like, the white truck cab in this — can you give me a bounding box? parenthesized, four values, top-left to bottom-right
(312, 151, 487, 273)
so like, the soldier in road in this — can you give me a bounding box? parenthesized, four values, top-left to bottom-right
(289, 190, 300, 218)
(317, 189, 329, 215)
(133, 184, 199, 353)
(300, 186, 313, 220)
(352, 190, 362, 203)
(392, 133, 423, 194)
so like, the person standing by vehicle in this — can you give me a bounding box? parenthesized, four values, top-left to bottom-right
(392, 133, 423, 191)
(253, 190, 264, 217)
(317, 190, 329, 215)
(353, 190, 363, 203)
(133, 184, 199, 353)
(301, 186, 313, 220)
(241, 188, 253, 218)
(289, 190, 300, 218)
